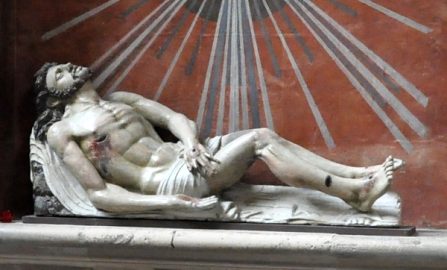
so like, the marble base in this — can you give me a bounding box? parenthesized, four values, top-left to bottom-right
(22, 216, 415, 236)
(1, 223, 446, 270)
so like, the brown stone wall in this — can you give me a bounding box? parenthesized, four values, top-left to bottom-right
(1, 0, 446, 227)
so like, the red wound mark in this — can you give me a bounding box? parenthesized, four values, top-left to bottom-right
(363, 178, 376, 194)
(89, 135, 111, 160)
(88, 135, 113, 177)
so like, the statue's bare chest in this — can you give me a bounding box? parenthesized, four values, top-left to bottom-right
(69, 102, 143, 136)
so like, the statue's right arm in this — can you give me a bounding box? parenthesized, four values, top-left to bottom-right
(46, 122, 218, 213)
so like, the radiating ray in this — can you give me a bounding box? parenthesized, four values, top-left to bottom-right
(120, 0, 150, 18)
(358, 0, 432, 34)
(241, 1, 262, 128)
(185, 0, 216, 76)
(297, 0, 428, 139)
(40, 0, 434, 152)
(245, 0, 274, 130)
(94, 0, 181, 89)
(271, 0, 314, 63)
(154, 0, 207, 100)
(328, 0, 357, 17)
(229, 0, 240, 133)
(330, 26, 401, 95)
(288, 0, 413, 152)
(216, 0, 233, 135)
(41, 0, 120, 41)
(263, 0, 335, 148)
(196, 0, 225, 133)
(316, 14, 395, 105)
(307, 0, 429, 107)
(104, 0, 186, 94)
(225, 20, 232, 90)
(155, 0, 194, 59)
(90, 0, 171, 71)
(202, 1, 231, 137)
(252, 1, 282, 78)
(237, 0, 250, 130)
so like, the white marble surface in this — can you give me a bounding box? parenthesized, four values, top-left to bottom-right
(224, 183, 400, 226)
(0, 223, 446, 269)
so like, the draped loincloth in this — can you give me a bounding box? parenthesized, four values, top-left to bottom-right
(156, 136, 222, 197)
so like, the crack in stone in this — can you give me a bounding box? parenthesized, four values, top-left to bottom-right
(170, 230, 176, 249)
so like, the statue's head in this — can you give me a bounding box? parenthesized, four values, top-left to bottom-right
(33, 62, 92, 141)
(34, 62, 92, 101)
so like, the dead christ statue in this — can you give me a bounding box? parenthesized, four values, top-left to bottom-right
(32, 62, 403, 216)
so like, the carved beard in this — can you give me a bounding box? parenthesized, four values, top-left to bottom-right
(49, 67, 92, 99)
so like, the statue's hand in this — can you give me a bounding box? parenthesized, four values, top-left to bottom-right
(174, 194, 219, 210)
(182, 143, 220, 174)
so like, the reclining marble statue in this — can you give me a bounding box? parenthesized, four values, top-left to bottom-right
(30, 62, 404, 224)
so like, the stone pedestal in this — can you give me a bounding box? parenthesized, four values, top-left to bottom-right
(0, 223, 446, 269)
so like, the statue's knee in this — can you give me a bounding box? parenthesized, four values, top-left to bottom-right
(253, 128, 277, 140)
(252, 128, 277, 151)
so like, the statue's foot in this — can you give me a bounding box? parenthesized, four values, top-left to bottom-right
(347, 157, 396, 212)
(361, 156, 404, 177)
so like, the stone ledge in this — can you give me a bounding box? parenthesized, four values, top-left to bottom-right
(0, 223, 446, 269)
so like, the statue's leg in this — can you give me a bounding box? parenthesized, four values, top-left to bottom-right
(219, 130, 403, 178)
(208, 129, 396, 212)
(205, 132, 258, 193)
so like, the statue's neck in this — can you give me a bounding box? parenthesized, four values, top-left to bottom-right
(66, 81, 101, 111)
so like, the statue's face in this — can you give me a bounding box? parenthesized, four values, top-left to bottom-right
(45, 63, 91, 95)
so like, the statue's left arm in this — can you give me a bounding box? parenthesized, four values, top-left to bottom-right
(107, 91, 216, 172)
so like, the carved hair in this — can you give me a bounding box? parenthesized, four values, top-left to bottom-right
(34, 63, 57, 113)
(33, 63, 68, 142)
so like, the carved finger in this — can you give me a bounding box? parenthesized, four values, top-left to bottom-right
(206, 196, 219, 205)
(207, 155, 221, 164)
(386, 172, 393, 180)
(197, 196, 218, 209)
(192, 159, 198, 169)
(198, 144, 210, 153)
(198, 156, 210, 167)
(197, 145, 211, 157)
(385, 155, 393, 164)
(197, 157, 206, 167)
(203, 151, 217, 161)
(201, 195, 217, 202)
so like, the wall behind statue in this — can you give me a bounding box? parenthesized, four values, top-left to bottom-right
(1, 0, 446, 228)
